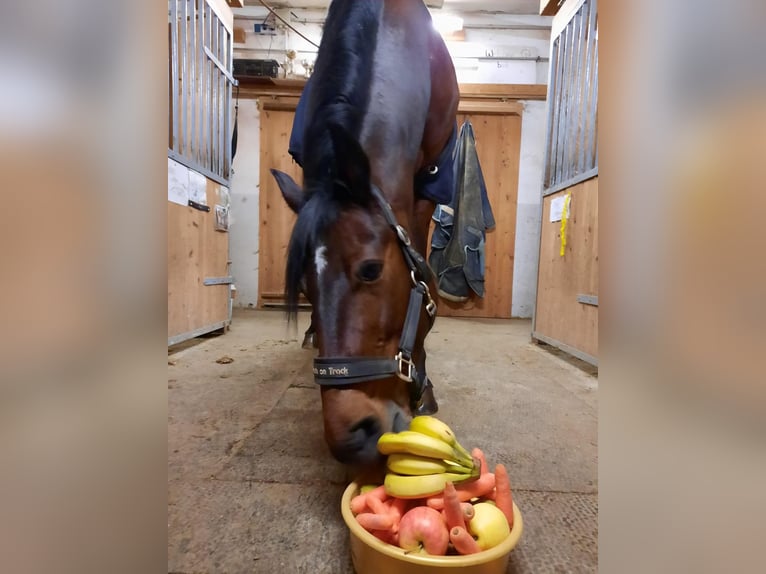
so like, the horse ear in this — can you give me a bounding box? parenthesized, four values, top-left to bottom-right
(328, 123, 371, 202)
(270, 169, 305, 213)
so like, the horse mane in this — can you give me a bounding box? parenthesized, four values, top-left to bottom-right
(284, 0, 382, 319)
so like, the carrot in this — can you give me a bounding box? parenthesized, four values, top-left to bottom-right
(351, 485, 388, 515)
(367, 494, 388, 516)
(450, 526, 481, 555)
(426, 473, 495, 509)
(472, 447, 488, 475)
(388, 497, 409, 532)
(494, 464, 514, 530)
(356, 512, 394, 532)
(442, 482, 466, 530)
(461, 502, 475, 525)
(441, 502, 474, 524)
(351, 494, 370, 515)
(366, 485, 389, 502)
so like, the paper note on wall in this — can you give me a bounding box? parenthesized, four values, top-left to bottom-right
(188, 169, 208, 206)
(167, 158, 189, 206)
(550, 194, 570, 222)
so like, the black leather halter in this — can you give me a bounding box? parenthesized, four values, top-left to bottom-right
(312, 184, 437, 407)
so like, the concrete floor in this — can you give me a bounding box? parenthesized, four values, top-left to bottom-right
(168, 309, 598, 573)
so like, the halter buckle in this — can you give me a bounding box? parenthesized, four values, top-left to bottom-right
(395, 352, 414, 383)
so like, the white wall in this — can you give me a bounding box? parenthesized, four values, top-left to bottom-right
(229, 99, 261, 308)
(513, 100, 547, 318)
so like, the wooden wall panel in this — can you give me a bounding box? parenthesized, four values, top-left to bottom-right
(168, 179, 231, 340)
(436, 111, 521, 319)
(258, 105, 302, 306)
(533, 177, 598, 360)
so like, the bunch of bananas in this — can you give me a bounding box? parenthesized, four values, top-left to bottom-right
(378, 416, 479, 498)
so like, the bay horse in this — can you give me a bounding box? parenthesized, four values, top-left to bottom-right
(270, 0, 459, 466)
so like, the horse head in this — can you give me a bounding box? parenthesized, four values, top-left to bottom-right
(272, 125, 436, 466)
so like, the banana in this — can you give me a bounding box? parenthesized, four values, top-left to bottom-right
(377, 431, 460, 461)
(386, 453, 473, 476)
(384, 471, 477, 499)
(409, 416, 474, 465)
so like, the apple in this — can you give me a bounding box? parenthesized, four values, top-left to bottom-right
(397, 506, 449, 555)
(467, 502, 511, 550)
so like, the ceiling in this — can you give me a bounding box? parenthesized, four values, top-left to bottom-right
(242, 1, 542, 15)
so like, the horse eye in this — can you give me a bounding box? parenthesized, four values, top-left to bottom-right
(356, 260, 383, 283)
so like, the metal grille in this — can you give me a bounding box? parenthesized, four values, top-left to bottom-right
(169, 0, 236, 185)
(543, 0, 598, 194)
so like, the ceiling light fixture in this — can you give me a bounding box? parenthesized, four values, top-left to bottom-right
(432, 14, 464, 35)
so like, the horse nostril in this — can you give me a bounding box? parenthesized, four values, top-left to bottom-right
(349, 415, 381, 439)
(392, 409, 409, 433)
(339, 416, 383, 464)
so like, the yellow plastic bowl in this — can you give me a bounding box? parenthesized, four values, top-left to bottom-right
(341, 482, 523, 574)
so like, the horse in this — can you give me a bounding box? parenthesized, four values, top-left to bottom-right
(270, 0, 459, 467)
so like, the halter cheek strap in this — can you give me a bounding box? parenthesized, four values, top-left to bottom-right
(311, 185, 436, 407)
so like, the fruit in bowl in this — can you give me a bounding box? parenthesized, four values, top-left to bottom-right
(348, 416, 521, 558)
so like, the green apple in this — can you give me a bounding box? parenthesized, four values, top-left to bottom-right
(467, 502, 510, 550)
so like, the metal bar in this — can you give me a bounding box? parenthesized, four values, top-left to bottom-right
(549, 33, 564, 188)
(212, 9, 217, 174)
(168, 320, 229, 347)
(563, 14, 578, 182)
(542, 36, 559, 189)
(554, 24, 571, 186)
(168, 148, 230, 186)
(219, 19, 225, 178)
(571, 4, 585, 179)
(203, 276, 235, 286)
(205, 4, 212, 171)
(531, 331, 599, 367)
(578, 0, 593, 175)
(588, 2, 598, 170)
(563, 10, 579, 183)
(203, 45, 237, 85)
(189, 0, 199, 164)
(226, 28, 233, 179)
(180, 0, 187, 155)
(214, 18, 220, 177)
(541, 166, 598, 197)
(170, 0, 179, 151)
(194, 0, 205, 168)
(577, 294, 598, 306)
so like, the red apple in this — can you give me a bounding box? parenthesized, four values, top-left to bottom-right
(397, 506, 449, 555)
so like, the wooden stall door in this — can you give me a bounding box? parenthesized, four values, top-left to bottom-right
(256, 100, 522, 320)
(533, 177, 598, 361)
(434, 109, 521, 319)
(168, 177, 231, 343)
(258, 102, 302, 307)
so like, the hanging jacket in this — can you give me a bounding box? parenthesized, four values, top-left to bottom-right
(428, 120, 495, 302)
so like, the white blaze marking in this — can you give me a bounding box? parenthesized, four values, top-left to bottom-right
(315, 245, 328, 276)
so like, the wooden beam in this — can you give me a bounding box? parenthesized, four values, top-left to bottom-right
(460, 84, 547, 101)
(237, 79, 546, 103)
(226, 0, 244, 7)
(540, 0, 563, 16)
(457, 100, 524, 116)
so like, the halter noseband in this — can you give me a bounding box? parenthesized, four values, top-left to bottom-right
(311, 184, 437, 409)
